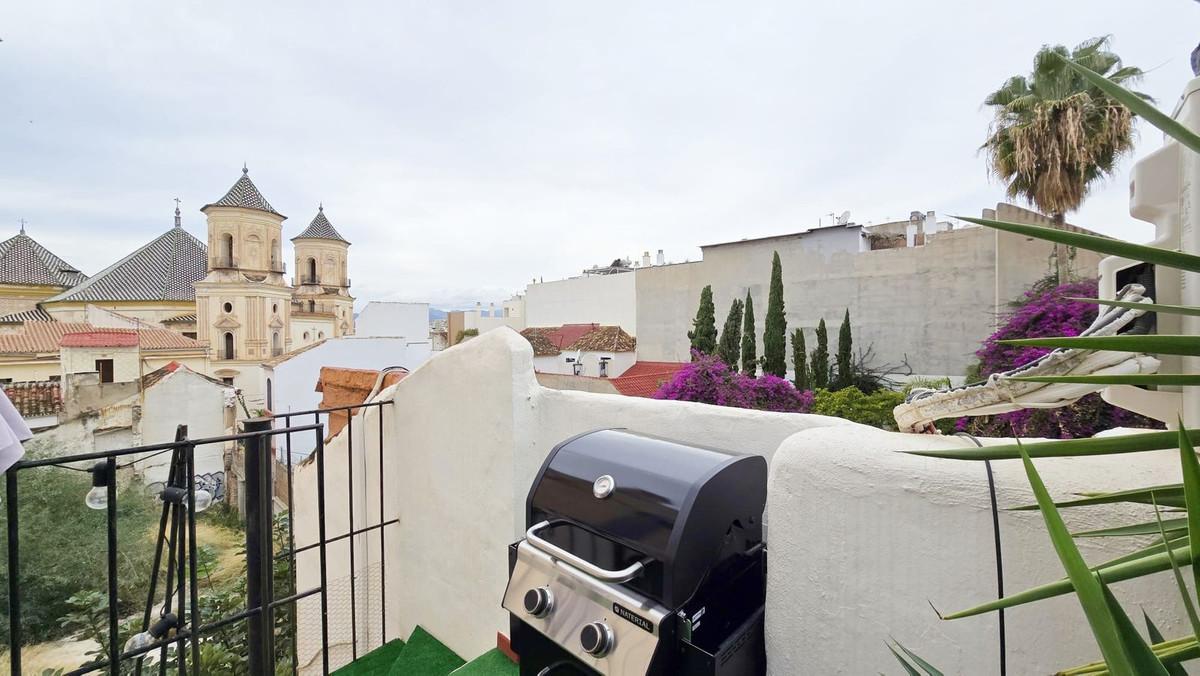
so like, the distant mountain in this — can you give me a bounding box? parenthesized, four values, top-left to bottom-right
(428, 307, 448, 321)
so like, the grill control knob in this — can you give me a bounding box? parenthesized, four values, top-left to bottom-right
(579, 622, 614, 657)
(523, 587, 554, 618)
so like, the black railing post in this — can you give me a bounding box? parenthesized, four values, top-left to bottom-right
(243, 417, 275, 675)
(105, 457, 119, 676)
(7, 468, 20, 676)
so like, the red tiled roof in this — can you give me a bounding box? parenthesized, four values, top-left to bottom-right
(521, 324, 636, 356)
(61, 331, 140, 348)
(0, 322, 205, 355)
(609, 361, 686, 398)
(2, 380, 62, 417)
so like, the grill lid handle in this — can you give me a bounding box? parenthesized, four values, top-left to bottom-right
(526, 520, 647, 583)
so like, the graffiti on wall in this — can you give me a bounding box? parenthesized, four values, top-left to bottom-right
(144, 471, 226, 501)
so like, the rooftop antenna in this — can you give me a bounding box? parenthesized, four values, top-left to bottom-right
(836, 210, 851, 225)
(173, 197, 182, 228)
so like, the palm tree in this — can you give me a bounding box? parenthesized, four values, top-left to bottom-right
(982, 36, 1149, 282)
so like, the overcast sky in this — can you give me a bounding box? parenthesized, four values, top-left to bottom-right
(1, 2, 1197, 309)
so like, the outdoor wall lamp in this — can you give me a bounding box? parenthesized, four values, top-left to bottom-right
(85, 461, 112, 510)
(124, 612, 178, 653)
(159, 485, 214, 513)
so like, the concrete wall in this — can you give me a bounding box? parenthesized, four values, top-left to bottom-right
(767, 426, 1184, 674)
(138, 369, 233, 487)
(355, 301, 429, 339)
(291, 329, 1179, 673)
(524, 272, 637, 334)
(61, 345, 139, 382)
(531, 350, 636, 378)
(635, 208, 1103, 377)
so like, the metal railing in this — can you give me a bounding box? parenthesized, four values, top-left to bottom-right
(4, 399, 395, 675)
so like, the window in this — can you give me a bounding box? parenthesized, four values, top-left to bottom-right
(271, 239, 280, 269)
(303, 331, 310, 341)
(598, 359, 609, 378)
(223, 332, 235, 360)
(0, 378, 12, 386)
(266, 378, 273, 409)
(272, 331, 281, 356)
(572, 361, 583, 376)
(318, 331, 325, 339)
(221, 233, 234, 267)
(48, 375, 60, 382)
(223, 302, 233, 313)
(95, 359, 114, 383)
(272, 303, 278, 314)
(308, 301, 315, 313)
(306, 257, 317, 283)
(222, 377, 235, 386)
(182, 331, 197, 339)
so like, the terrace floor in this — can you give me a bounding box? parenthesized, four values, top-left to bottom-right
(333, 626, 516, 676)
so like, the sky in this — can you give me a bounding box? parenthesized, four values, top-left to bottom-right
(1, 2, 1197, 309)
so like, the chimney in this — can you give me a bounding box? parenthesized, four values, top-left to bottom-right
(642, 251, 651, 267)
(656, 249, 665, 265)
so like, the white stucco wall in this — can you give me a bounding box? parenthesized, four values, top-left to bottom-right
(524, 272, 637, 335)
(292, 328, 1183, 673)
(531, 350, 637, 378)
(271, 336, 432, 418)
(355, 301, 430, 339)
(138, 369, 233, 488)
(767, 426, 1186, 675)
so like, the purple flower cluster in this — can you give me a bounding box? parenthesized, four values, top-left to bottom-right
(654, 352, 813, 413)
(961, 278, 1161, 438)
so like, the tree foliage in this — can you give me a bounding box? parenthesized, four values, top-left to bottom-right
(0, 465, 159, 647)
(741, 292, 757, 376)
(655, 352, 813, 413)
(762, 252, 787, 377)
(687, 285, 718, 357)
(982, 36, 1147, 219)
(717, 298, 744, 368)
(961, 277, 1160, 438)
(810, 318, 830, 389)
(835, 309, 853, 389)
(791, 328, 808, 391)
(811, 387, 906, 431)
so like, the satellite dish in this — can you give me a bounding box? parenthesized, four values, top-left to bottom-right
(836, 211, 851, 225)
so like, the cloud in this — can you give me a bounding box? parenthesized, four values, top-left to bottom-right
(1, 1, 1195, 307)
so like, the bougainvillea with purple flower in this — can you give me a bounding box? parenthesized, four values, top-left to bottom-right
(654, 352, 813, 413)
(960, 278, 1161, 438)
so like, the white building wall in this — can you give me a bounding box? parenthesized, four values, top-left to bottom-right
(60, 345, 140, 382)
(138, 370, 233, 489)
(524, 273, 637, 334)
(292, 330, 1184, 673)
(271, 336, 433, 419)
(356, 301, 430, 338)
(531, 350, 637, 377)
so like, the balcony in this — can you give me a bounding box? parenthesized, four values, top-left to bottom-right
(299, 275, 321, 285)
(210, 256, 240, 270)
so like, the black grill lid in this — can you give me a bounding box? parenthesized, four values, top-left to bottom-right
(527, 429, 766, 606)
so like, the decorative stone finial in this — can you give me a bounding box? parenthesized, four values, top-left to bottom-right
(318, 202, 323, 212)
(173, 197, 182, 228)
(18, 218, 26, 235)
(242, 162, 249, 175)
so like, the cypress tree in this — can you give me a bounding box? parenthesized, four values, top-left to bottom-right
(835, 308, 853, 389)
(791, 328, 808, 391)
(762, 251, 787, 377)
(687, 285, 718, 357)
(810, 318, 830, 389)
(717, 298, 744, 367)
(741, 292, 757, 376)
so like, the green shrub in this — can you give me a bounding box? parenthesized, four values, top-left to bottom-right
(811, 387, 905, 430)
(0, 465, 159, 646)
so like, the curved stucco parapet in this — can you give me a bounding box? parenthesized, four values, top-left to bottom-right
(766, 425, 1186, 675)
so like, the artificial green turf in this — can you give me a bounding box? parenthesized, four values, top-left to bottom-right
(386, 626, 466, 676)
(332, 638, 406, 675)
(449, 648, 518, 675)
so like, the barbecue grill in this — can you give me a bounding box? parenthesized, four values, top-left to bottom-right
(502, 429, 767, 676)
